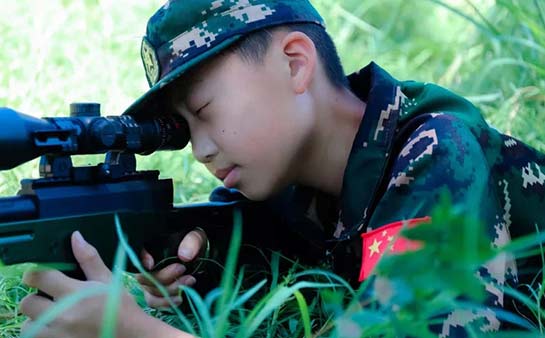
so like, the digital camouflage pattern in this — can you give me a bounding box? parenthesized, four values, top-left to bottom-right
(124, 0, 324, 122)
(331, 62, 545, 336)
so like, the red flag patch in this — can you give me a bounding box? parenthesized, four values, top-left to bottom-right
(359, 216, 431, 282)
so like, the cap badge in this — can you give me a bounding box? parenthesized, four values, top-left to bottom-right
(141, 37, 160, 86)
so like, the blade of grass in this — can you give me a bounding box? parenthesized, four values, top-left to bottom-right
(214, 209, 243, 337)
(180, 287, 215, 338)
(232, 279, 267, 310)
(426, 0, 498, 38)
(237, 281, 341, 338)
(535, 0, 545, 29)
(293, 269, 356, 297)
(113, 214, 197, 336)
(100, 227, 128, 338)
(463, 0, 500, 35)
(293, 290, 312, 338)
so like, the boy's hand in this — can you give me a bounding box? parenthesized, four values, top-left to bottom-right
(136, 229, 207, 308)
(19, 231, 189, 338)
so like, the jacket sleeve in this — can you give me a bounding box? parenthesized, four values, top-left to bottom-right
(367, 113, 516, 336)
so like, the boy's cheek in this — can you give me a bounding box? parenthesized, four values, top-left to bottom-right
(204, 163, 215, 175)
(232, 170, 267, 200)
(240, 170, 288, 201)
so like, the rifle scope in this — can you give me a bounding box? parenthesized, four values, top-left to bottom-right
(0, 103, 190, 170)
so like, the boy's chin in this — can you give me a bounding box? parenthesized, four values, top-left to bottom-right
(237, 188, 270, 202)
(237, 183, 286, 202)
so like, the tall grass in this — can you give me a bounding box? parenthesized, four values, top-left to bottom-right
(1, 0, 545, 337)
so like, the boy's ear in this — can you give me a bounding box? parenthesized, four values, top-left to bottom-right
(281, 31, 317, 94)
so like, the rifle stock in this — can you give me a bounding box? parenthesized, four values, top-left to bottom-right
(0, 200, 266, 277)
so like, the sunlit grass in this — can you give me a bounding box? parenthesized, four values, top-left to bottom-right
(0, 269, 29, 338)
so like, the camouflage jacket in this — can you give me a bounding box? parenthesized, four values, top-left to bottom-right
(207, 62, 544, 335)
(319, 62, 545, 335)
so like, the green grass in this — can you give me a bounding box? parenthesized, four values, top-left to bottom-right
(1, 0, 545, 337)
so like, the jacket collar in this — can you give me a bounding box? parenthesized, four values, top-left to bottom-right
(336, 62, 404, 240)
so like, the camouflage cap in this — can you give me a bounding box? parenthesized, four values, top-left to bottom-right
(123, 0, 324, 137)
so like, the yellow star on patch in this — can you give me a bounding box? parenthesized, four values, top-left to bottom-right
(368, 239, 382, 257)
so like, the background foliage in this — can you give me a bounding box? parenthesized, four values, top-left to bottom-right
(1, 0, 544, 337)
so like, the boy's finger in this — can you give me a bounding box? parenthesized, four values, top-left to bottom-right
(144, 292, 183, 309)
(135, 263, 186, 287)
(134, 273, 149, 286)
(71, 231, 112, 283)
(22, 270, 77, 299)
(178, 274, 197, 286)
(141, 281, 179, 297)
(19, 294, 53, 320)
(135, 272, 158, 287)
(140, 249, 155, 270)
(154, 263, 186, 284)
(20, 320, 51, 338)
(178, 229, 207, 262)
(142, 274, 196, 297)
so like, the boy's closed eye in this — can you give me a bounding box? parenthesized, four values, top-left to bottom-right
(194, 102, 211, 116)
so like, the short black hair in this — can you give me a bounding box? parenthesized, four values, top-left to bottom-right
(228, 23, 349, 89)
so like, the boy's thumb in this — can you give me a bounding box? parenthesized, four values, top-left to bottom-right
(71, 231, 112, 283)
(178, 229, 207, 262)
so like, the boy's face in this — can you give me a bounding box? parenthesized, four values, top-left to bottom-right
(171, 31, 317, 200)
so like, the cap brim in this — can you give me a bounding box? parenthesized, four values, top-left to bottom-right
(123, 35, 242, 119)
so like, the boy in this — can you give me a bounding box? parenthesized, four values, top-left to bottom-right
(20, 0, 545, 337)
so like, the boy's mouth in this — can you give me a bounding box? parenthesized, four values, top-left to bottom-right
(215, 165, 236, 181)
(216, 166, 240, 189)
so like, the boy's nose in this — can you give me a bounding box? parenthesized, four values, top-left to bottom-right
(191, 133, 218, 164)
